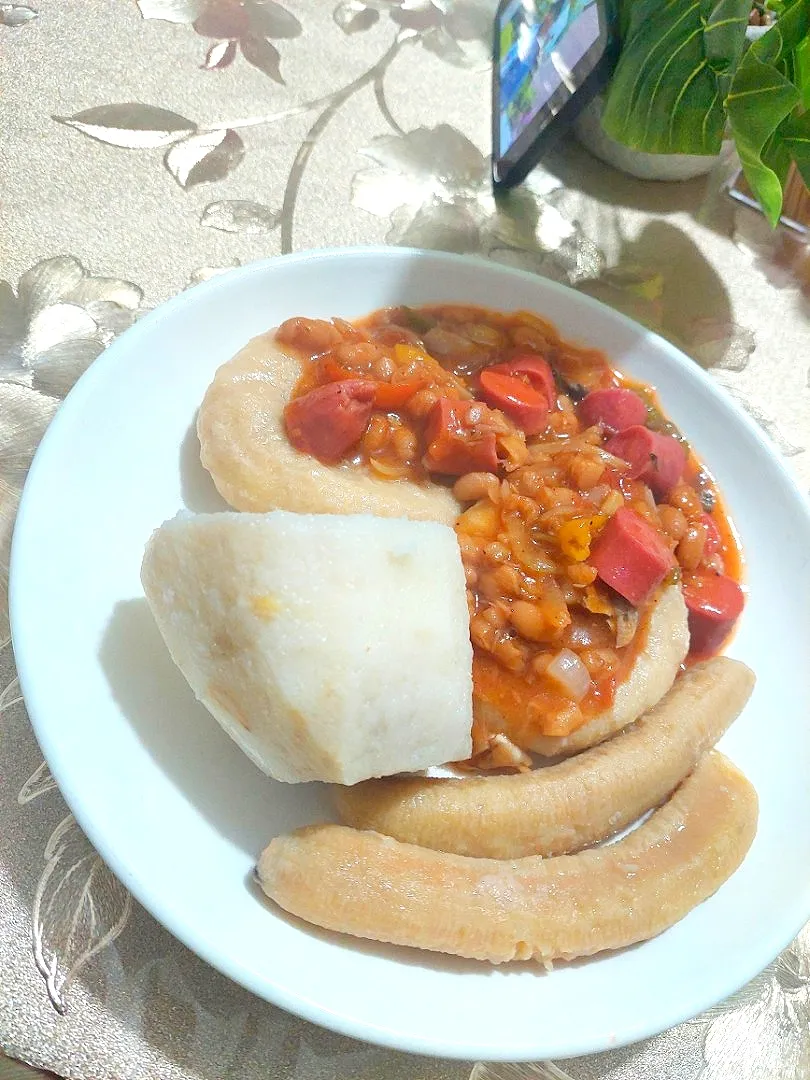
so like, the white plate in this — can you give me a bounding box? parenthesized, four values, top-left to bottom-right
(10, 248, 810, 1061)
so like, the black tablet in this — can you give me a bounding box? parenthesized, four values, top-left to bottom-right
(492, 0, 618, 189)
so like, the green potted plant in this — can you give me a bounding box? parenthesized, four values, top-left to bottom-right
(575, 0, 810, 226)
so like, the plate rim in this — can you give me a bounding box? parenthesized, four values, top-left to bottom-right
(9, 245, 810, 1061)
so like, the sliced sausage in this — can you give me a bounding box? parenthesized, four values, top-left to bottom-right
(258, 752, 758, 965)
(284, 379, 375, 465)
(423, 398, 499, 476)
(579, 388, 648, 434)
(335, 657, 754, 858)
(590, 507, 675, 606)
(683, 572, 745, 658)
(606, 426, 686, 497)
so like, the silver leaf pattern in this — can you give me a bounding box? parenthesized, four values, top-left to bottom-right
(240, 34, 284, 82)
(187, 261, 242, 286)
(25, 303, 98, 359)
(32, 336, 106, 398)
(200, 198, 280, 233)
(54, 104, 196, 149)
(0, 259, 145, 643)
(687, 318, 756, 372)
(82, 300, 141, 342)
(719, 383, 806, 457)
(334, 1, 380, 34)
(470, 1064, 575, 1080)
(202, 38, 237, 69)
(163, 129, 244, 188)
(18, 256, 85, 318)
(246, 0, 302, 39)
(0, 674, 21, 712)
(136, 0, 202, 22)
(33, 815, 132, 1013)
(65, 276, 143, 310)
(697, 925, 810, 1078)
(0, 3, 37, 25)
(18, 760, 58, 805)
(0, 383, 58, 644)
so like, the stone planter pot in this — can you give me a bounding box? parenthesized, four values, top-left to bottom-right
(574, 26, 762, 181)
(573, 95, 722, 181)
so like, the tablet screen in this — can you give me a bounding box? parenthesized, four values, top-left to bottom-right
(497, 0, 604, 161)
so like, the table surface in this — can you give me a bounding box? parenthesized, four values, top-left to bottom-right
(2, 3, 810, 1079)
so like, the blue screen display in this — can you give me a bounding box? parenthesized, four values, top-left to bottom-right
(498, 0, 599, 155)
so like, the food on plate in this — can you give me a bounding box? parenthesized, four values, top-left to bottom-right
(476, 582, 688, 757)
(198, 304, 745, 765)
(191, 301, 755, 967)
(197, 329, 459, 524)
(141, 510, 472, 784)
(335, 656, 755, 858)
(257, 751, 758, 964)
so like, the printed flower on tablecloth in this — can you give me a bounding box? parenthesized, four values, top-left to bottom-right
(694, 923, 810, 1080)
(333, 0, 491, 68)
(351, 124, 605, 284)
(136, 0, 302, 81)
(0, 258, 143, 1012)
(0, 3, 38, 24)
(0, 256, 144, 644)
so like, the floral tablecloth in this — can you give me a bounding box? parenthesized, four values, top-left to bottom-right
(2, 2, 809, 1079)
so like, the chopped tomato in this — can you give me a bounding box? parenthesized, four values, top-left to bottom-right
(478, 370, 549, 436)
(488, 354, 556, 409)
(423, 398, 499, 476)
(284, 379, 375, 464)
(590, 507, 675, 606)
(374, 379, 424, 409)
(322, 358, 355, 383)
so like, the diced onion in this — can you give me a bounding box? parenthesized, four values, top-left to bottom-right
(505, 515, 556, 573)
(368, 457, 409, 479)
(545, 648, 592, 702)
(424, 326, 475, 356)
(614, 602, 640, 648)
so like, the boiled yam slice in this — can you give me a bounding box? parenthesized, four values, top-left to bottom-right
(141, 511, 473, 784)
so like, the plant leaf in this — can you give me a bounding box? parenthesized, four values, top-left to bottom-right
(246, 0, 302, 39)
(240, 34, 284, 81)
(727, 1, 810, 224)
(0, 3, 37, 24)
(136, 0, 202, 21)
(33, 815, 132, 1013)
(163, 129, 244, 188)
(333, 1, 379, 34)
(602, 0, 751, 154)
(780, 111, 810, 190)
(54, 104, 196, 148)
(200, 199, 280, 232)
(202, 38, 237, 69)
